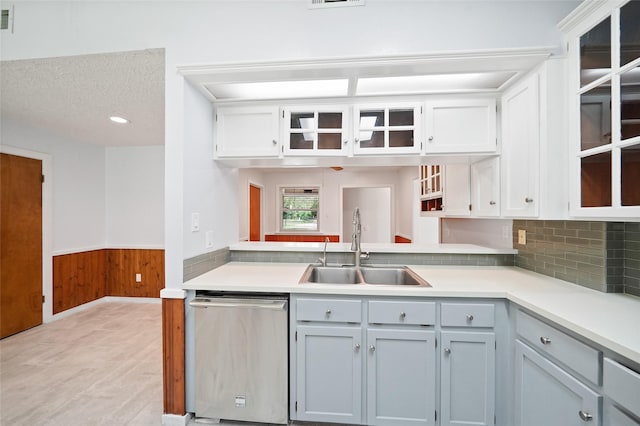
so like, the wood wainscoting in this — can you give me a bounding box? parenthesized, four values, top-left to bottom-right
(265, 234, 340, 243)
(53, 248, 165, 314)
(162, 297, 186, 416)
(395, 235, 412, 243)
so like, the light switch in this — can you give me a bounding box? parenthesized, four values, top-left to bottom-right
(191, 213, 200, 232)
(518, 229, 527, 245)
(135, 273, 142, 282)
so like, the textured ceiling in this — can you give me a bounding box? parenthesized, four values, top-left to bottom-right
(1, 49, 165, 146)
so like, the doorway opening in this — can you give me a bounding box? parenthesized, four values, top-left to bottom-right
(249, 183, 262, 242)
(342, 186, 393, 244)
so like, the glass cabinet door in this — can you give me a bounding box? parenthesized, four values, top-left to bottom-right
(354, 104, 421, 154)
(284, 108, 348, 155)
(575, 2, 640, 213)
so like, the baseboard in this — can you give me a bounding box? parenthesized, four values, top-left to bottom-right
(162, 413, 193, 426)
(48, 296, 161, 323)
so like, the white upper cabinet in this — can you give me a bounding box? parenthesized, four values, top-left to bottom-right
(471, 157, 500, 217)
(424, 99, 497, 153)
(282, 106, 350, 156)
(501, 72, 540, 218)
(215, 106, 280, 158)
(353, 103, 423, 155)
(562, 0, 640, 218)
(443, 164, 471, 217)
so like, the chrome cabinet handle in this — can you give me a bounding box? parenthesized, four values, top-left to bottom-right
(578, 411, 593, 421)
(540, 336, 551, 345)
(444, 348, 451, 355)
(355, 138, 360, 144)
(525, 197, 534, 203)
(326, 309, 332, 316)
(466, 314, 474, 321)
(428, 136, 434, 141)
(343, 140, 348, 145)
(355, 343, 360, 352)
(369, 345, 376, 353)
(400, 312, 406, 320)
(489, 201, 496, 205)
(272, 139, 277, 145)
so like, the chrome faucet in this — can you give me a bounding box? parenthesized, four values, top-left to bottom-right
(351, 208, 368, 267)
(318, 237, 330, 266)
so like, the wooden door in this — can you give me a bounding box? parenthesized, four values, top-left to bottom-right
(249, 184, 261, 241)
(1, 153, 43, 338)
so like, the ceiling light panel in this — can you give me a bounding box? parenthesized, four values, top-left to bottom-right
(205, 79, 349, 100)
(356, 72, 517, 95)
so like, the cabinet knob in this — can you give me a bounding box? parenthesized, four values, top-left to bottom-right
(326, 309, 332, 316)
(343, 140, 348, 145)
(444, 347, 451, 355)
(400, 312, 406, 320)
(489, 201, 496, 206)
(428, 136, 434, 142)
(272, 139, 277, 145)
(466, 314, 474, 321)
(355, 138, 360, 144)
(525, 197, 534, 203)
(578, 411, 593, 422)
(354, 343, 360, 352)
(540, 336, 551, 345)
(369, 345, 376, 353)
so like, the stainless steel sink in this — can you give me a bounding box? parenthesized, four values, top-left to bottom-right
(304, 266, 361, 284)
(299, 264, 430, 287)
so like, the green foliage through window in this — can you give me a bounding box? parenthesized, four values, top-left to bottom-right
(281, 188, 319, 231)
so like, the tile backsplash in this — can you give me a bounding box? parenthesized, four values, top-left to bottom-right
(513, 220, 639, 296)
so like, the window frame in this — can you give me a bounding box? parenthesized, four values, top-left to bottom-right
(278, 185, 321, 233)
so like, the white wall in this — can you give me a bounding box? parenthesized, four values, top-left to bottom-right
(441, 218, 513, 249)
(343, 187, 392, 243)
(182, 80, 239, 259)
(397, 167, 419, 240)
(106, 146, 165, 248)
(1, 118, 107, 254)
(0, 0, 580, 288)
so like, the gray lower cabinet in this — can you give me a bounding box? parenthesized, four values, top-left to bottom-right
(514, 340, 601, 426)
(440, 331, 495, 426)
(605, 402, 640, 426)
(367, 328, 436, 426)
(295, 325, 362, 424)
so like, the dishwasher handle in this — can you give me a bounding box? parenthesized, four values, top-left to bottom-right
(190, 298, 287, 311)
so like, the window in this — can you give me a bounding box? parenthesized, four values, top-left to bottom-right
(280, 187, 319, 232)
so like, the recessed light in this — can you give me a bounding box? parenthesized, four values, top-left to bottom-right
(110, 116, 129, 124)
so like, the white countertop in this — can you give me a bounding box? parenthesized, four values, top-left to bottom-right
(229, 241, 517, 254)
(183, 262, 640, 365)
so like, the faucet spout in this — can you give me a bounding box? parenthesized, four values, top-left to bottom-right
(351, 208, 363, 267)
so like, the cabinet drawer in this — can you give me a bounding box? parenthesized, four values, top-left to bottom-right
(604, 358, 640, 419)
(441, 303, 494, 327)
(368, 300, 436, 326)
(297, 298, 361, 323)
(517, 310, 601, 384)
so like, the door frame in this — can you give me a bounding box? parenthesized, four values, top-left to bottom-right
(0, 145, 53, 323)
(248, 181, 264, 242)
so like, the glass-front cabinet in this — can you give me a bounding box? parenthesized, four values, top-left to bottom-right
(568, 0, 640, 216)
(353, 103, 422, 155)
(282, 107, 349, 155)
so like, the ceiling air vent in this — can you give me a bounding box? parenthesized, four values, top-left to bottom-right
(309, 0, 365, 9)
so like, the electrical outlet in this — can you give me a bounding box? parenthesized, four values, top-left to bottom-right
(206, 231, 214, 248)
(518, 229, 527, 245)
(135, 273, 142, 282)
(502, 225, 510, 239)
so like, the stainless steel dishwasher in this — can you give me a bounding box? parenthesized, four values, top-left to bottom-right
(190, 292, 288, 424)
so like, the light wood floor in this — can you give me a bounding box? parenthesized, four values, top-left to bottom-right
(0, 301, 163, 425)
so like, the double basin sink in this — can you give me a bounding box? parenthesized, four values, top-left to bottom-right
(299, 264, 430, 287)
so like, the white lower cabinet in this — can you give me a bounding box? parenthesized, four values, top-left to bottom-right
(440, 331, 495, 426)
(514, 340, 601, 426)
